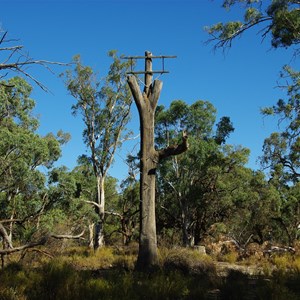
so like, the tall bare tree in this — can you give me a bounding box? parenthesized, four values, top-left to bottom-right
(127, 51, 188, 269)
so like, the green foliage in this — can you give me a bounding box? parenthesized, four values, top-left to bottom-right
(155, 99, 253, 246)
(63, 52, 132, 178)
(0, 77, 38, 130)
(267, 1, 300, 49)
(214, 116, 235, 145)
(0, 77, 70, 251)
(106, 180, 140, 245)
(206, 2, 299, 248)
(154, 94, 293, 247)
(244, 7, 262, 23)
(46, 165, 121, 239)
(206, 21, 243, 42)
(261, 66, 300, 184)
(206, 0, 300, 52)
(61, 51, 133, 248)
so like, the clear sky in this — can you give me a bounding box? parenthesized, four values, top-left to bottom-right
(1, 0, 297, 183)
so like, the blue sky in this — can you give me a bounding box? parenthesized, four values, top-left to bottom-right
(1, 0, 297, 182)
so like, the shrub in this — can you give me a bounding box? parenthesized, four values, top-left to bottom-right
(159, 247, 216, 276)
(221, 251, 239, 264)
(273, 255, 291, 271)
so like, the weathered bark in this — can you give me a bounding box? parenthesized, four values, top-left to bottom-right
(88, 223, 95, 248)
(128, 72, 161, 268)
(94, 176, 105, 249)
(127, 51, 188, 270)
(51, 230, 85, 240)
(0, 223, 13, 249)
(158, 132, 188, 160)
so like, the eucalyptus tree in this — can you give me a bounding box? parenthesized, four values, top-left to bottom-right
(206, 0, 300, 55)
(47, 163, 119, 247)
(206, 1, 299, 181)
(155, 100, 216, 246)
(206, 0, 299, 246)
(64, 51, 132, 249)
(259, 67, 300, 243)
(258, 67, 299, 245)
(0, 77, 67, 257)
(274, 181, 300, 244)
(155, 99, 241, 246)
(261, 66, 300, 184)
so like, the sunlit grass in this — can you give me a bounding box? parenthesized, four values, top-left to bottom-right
(1, 245, 300, 299)
(220, 251, 239, 264)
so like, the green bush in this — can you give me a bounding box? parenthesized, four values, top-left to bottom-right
(159, 247, 216, 276)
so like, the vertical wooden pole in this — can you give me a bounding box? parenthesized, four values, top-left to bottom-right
(144, 51, 153, 96)
(127, 51, 185, 270)
(127, 51, 162, 270)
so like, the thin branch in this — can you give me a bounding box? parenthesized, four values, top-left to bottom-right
(0, 45, 23, 51)
(0, 60, 67, 70)
(0, 31, 69, 92)
(207, 16, 273, 50)
(119, 133, 140, 144)
(0, 31, 8, 44)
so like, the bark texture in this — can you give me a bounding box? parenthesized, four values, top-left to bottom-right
(127, 51, 188, 270)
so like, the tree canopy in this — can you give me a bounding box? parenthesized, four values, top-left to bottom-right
(206, 0, 300, 56)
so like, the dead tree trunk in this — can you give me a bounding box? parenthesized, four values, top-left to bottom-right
(127, 51, 188, 270)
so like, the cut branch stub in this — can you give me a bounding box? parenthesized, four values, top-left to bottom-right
(158, 130, 189, 161)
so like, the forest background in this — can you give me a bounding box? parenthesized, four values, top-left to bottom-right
(0, 0, 299, 268)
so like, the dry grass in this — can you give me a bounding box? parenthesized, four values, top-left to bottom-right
(1, 245, 300, 299)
